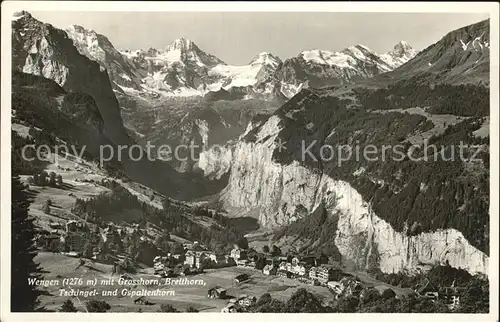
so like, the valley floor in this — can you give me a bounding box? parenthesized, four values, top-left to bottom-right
(34, 251, 414, 312)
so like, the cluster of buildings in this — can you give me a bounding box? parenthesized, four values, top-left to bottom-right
(220, 294, 257, 313)
(36, 219, 89, 253)
(209, 281, 255, 314)
(152, 241, 235, 277)
(37, 218, 148, 266)
(184, 249, 229, 269)
(261, 254, 344, 287)
(413, 278, 465, 310)
(326, 276, 364, 299)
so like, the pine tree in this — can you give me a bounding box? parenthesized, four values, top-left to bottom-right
(85, 300, 110, 312)
(60, 299, 78, 312)
(39, 171, 48, 186)
(11, 174, 43, 311)
(83, 241, 94, 259)
(42, 201, 51, 215)
(49, 172, 57, 187)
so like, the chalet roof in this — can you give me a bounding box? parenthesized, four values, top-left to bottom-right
(235, 273, 249, 278)
(416, 278, 439, 294)
(209, 286, 227, 292)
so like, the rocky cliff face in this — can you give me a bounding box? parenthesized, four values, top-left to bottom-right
(11, 11, 226, 200)
(65, 24, 145, 92)
(272, 43, 418, 98)
(12, 71, 105, 154)
(207, 115, 488, 275)
(12, 11, 130, 145)
(198, 20, 490, 273)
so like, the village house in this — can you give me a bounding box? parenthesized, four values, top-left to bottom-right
(439, 283, 466, 310)
(263, 264, 277, 275)
(155, 253, 182, 271)
(65, 220, 79, 232)
(309, 266, 318, 280)
(415, 278, 439, 300)
(184, 251, 206, 269)
(221, 303, 238, 313)
(133, 296, 154, 305)
(204, 252, 215, 261)
(292, 262, 309, 277)
(339, 277, 364, 297)
(236, 295, 257, 307)
(167, 252, 184, 261)
(153, 255, 169, 274)
(234, 273, 250, 283)
(206, 252, 227, 264)
(278, 262, 292, 278)
(184, 251, 195, 267)
(448, 295, 460, 309)
(315, 265, 341, 285)
(61, 231, 86, 252)
(184, 251, 194, 265)
(230, 248, 247, 261)
(327, 280, 344, 297)
(265, 257, 281, 268)
(207, 286, 227, 299)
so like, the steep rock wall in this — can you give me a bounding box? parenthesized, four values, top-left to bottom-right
(215, 121, 488, 275)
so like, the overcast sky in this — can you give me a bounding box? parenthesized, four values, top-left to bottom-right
(30, 11, 489, 65)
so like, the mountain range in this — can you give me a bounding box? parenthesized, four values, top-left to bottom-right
(11, 10, 225, 199)
(11, 10, 490, 276)
(64, 23, 419, 99)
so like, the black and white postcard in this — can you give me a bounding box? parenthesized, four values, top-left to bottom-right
(1, 1, 498, 321)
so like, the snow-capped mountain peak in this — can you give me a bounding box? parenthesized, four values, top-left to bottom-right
(249, 52, 282, 67)
(156, 37, 224, 68)
(11, 10, 31, 21)
(165, 37, 196, 52)
(67, 24, 92, 34)
(48, 13, 420, 100)
(341, 44, 377, 61)
(389, 40, 417, 58)
(297, 44, 384, 70)
(380, 41, 418, 69)
(273, 41, 419, 99)
(65, 24, 118, 62)
(64, 24, 147, 92)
